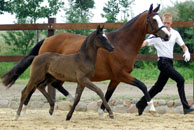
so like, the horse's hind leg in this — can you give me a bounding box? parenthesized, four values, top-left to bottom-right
(51, 80, 74, 102)
(66, 84, 84, 121)
(37, 87, 55, 115)
(130, 78, 156, 114)
(83, 79, 114, 119)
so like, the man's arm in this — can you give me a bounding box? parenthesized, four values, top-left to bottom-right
(141, 41, 148, 48)
(181, 44, 189, 52)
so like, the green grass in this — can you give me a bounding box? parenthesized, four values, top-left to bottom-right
(0, 62, 193, 84)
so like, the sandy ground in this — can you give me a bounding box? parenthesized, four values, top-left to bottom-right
(0, 83, 194, 130)
(0, 108, 194, 130)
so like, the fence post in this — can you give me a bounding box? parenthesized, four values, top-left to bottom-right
(47, 18, 56, 101)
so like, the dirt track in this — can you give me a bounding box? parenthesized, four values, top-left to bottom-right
(0, 108, 194, 130)
(0, 83, 194, 130)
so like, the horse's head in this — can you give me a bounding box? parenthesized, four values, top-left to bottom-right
(95, 25, 114, 52)
(146, 4, 171, 41)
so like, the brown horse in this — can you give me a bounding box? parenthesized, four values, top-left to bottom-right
(14, 25, 114, 121)
(2, 4, 170, 116)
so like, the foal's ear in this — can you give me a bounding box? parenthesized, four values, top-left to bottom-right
(100, 25, 104, 32)
(148, 4, 153, 14)
(153, 4, 160, 12)
(96, 25, 101, 35)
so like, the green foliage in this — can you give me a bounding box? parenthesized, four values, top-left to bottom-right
(64, 0, 94, 35)
(3, 0, 64, 23)
(1, 0, 64, 54)
(101, 0, 120, 23)
(101, 0, 135, 23)
(1, 30, 35, 55)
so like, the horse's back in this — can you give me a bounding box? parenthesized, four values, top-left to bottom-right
(39, 32, 86, 55)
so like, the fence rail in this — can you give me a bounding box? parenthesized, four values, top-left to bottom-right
(0, 53, 194, 62)
(0, 20, 194, 31)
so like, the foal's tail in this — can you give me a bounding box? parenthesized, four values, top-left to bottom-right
(1, 40, 45, 88)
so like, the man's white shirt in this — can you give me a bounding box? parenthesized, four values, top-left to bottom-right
(145, 28, 185, 59)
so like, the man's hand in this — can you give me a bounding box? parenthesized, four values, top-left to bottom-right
(183, 50, 190, 62)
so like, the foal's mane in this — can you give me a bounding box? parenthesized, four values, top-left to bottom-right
(80, 31, 97, 51)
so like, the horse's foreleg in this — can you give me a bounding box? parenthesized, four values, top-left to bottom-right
(66, 85, 84, 121)
(84, 80, 114, 119)
(51, 81, 74, 102)
(100, 80, 120, 111)
(37, 87, 55, 115)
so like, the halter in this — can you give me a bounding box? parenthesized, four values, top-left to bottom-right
(146, 13, 166, 37)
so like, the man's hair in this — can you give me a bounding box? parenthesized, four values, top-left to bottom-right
(162, 13, 172, 21)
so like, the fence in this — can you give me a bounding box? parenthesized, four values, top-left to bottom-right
(0, 18, 194, 100)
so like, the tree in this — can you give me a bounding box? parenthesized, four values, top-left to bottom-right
(101, 0, 120, 23)
(4, 0, 64, 23)
(2, 0, 64, 55)
(0, 0, 10, 14)
(64, 0, 94, 35)
(119, 0, 135, 22)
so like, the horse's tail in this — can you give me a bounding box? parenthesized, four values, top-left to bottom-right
(1, 40, 45, 88)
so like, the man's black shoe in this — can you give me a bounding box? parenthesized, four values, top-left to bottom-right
(136, 103, 146, 116)
(184, 107, 194, 114)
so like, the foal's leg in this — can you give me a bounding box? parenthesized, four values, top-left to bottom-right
(66, 84, 84, 121)
(83, 79, 114, 119)
(14, 83, 35, 120)
(37, 87, 55, 115)
(100, 80, 120, 111)
(22, 88, 36, 115)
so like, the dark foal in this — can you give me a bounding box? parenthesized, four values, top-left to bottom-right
(14, 25, 114, 121)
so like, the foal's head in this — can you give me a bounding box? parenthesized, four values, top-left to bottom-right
(92, 25, 114, 52)
(146, 4, 171, 41)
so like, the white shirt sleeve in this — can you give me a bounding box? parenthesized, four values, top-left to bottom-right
(145, 35, 158, 46)
(175, 31, 185, 46)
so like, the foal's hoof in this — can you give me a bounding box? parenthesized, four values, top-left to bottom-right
(109, 114, 114, 119)
(49, 108, 54, 115)
(13, 114, 19, 121)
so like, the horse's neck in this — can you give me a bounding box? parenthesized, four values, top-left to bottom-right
(108, 13, 147, 53)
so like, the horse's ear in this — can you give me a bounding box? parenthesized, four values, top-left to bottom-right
(96, 25, 101, 35)
(153, 4, 160, 12)
(148, 4, 153, 14)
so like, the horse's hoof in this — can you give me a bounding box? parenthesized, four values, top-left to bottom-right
(66, 115, 71, 121)
(67, 94, 74, 102)
(149, 110, 157, 116)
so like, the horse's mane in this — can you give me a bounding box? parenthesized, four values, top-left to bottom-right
(118, 11, 147, 31)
